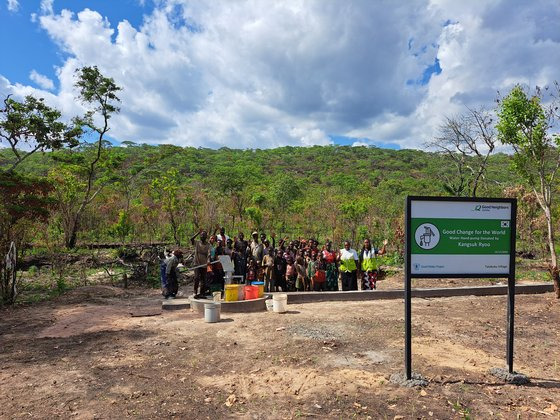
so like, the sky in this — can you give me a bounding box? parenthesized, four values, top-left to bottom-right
(1, 0, 559, 150)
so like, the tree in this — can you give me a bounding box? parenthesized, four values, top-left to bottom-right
(150, 168, 191, 245)
(61, 66, 121, 248)
(0, 93, 80, 304)
(0, 95, 81, 171)
(497, 85, 560, 298)
(428, 107, 497, 197)
(214, 166, 251, 228)
(0, 172, 55, 304)
(244, 206, 263, 231)
(339, 198, 371, 245)
(269, 175, 300, 232)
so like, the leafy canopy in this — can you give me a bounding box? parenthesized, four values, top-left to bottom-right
(0, 95, 82, 171)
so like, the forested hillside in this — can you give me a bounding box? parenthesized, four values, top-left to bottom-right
(2, 144, 529, 251)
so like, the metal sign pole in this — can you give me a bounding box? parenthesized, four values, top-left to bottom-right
(506, 200, 517, 373)
(404, 197, 412, 380)
(506, 275, 515, 373)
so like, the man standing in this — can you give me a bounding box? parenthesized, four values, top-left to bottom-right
(216, 226, 230, 244)
(251, 232, 265, 281)
(191, 230, 210, 296)
(233, 232, 248, 280)
(250, 231, 264, 266)
(159, 249, 172, 297)
(165, 250, 183, 299)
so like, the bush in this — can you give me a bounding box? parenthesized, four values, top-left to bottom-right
(116, 247, 138, 261)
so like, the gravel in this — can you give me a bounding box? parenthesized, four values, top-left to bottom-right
(389, 372, 428, 387)
(489, 367, 530, 385)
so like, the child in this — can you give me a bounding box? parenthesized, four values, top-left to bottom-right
(305, 253, 315, 292)
(246, 259, 257, 283)
(274, 249, 287, 292)
(262, 246, 275, 292)
(313, 253, 326, 291)
(285, 255, 296, 291)
(295, 256, 306, 292)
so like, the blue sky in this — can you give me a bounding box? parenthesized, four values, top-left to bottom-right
(0, 1, 147, 86)
(1, 1, 559, 150)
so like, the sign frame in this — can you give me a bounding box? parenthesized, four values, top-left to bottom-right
(404, 196, 517, 380)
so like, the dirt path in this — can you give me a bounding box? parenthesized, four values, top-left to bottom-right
(1, 285, 559, 419)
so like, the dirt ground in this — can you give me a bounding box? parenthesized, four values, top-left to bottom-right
(1, 284, 559, 419)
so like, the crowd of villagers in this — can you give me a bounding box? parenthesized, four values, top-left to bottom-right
(161, 226, 388, 299)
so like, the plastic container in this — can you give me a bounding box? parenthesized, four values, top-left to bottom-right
(252, 281, 265, 298)
(224, 285, 238, 302)
(244, 285, 259, 300)
(273, 294, 288, 313)
(265, 299, 274, 311)
(204, 302, 221, 323)
(236, 284, 244, 301)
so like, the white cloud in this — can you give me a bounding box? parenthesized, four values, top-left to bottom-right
(29, 70, 55, 90)
(40, 0, 53, 15)
(2, 0, 560, 149)
(7, 0, 18, 12)
(351, 141, 369, 147)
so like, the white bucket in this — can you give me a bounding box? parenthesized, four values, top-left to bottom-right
(272, 294, 288, 313)
(265, 299, 274, 311)
(204, 302, 221, 323)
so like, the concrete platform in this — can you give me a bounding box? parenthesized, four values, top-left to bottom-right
(161, 283, 553, 310)
(283, 283, 554, 304)
(161, 298, 191, 311)
(190, 295, 270, 315)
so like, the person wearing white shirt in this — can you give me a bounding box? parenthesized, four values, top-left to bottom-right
(338, 241, 359, 291)
(216, 226, 230, 244)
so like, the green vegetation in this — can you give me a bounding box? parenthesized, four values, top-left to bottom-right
(2, 77, 560, 304)
(1, 144, 520, 245)
(497, 84, 560, 297)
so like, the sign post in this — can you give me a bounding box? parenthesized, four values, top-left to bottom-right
(404, 196, 517, 380)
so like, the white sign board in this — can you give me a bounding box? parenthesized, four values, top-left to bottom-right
(408, 198, 515, 276)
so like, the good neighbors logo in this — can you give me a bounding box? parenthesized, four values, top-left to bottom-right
(472, 204, 509, 213)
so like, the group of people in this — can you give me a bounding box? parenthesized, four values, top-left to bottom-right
(164, 226, 388, 299)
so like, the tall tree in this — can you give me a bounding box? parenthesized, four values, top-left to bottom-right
(150, 168, 191, 245)
(62, 66, 121, 248)
(497, 85, 560, 298)
(270, 175, 300, 232)
(0, 95, 81, 171)
(0, 94, 80, 304)
(339, 198, 371, 245)
(428, 107, 497, 197)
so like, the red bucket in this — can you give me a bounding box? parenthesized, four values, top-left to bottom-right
(244, 285, 259, 300)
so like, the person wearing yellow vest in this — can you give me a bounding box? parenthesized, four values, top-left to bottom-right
(338, 241, 360, 291)
(359, 238, 388, 290)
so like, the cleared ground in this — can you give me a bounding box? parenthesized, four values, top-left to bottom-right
(0, 284, 559, 419)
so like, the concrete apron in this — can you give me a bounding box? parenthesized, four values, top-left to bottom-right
(283, 283, 554, 304)
(162, 283, 553, 310)
(190, 295, 270, 315)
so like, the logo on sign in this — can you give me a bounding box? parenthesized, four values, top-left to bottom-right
(501, 221, 510, 228)
(415, 223, 440, 250)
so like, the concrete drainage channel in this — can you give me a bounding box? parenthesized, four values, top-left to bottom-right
(162, 283, 554, 311)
